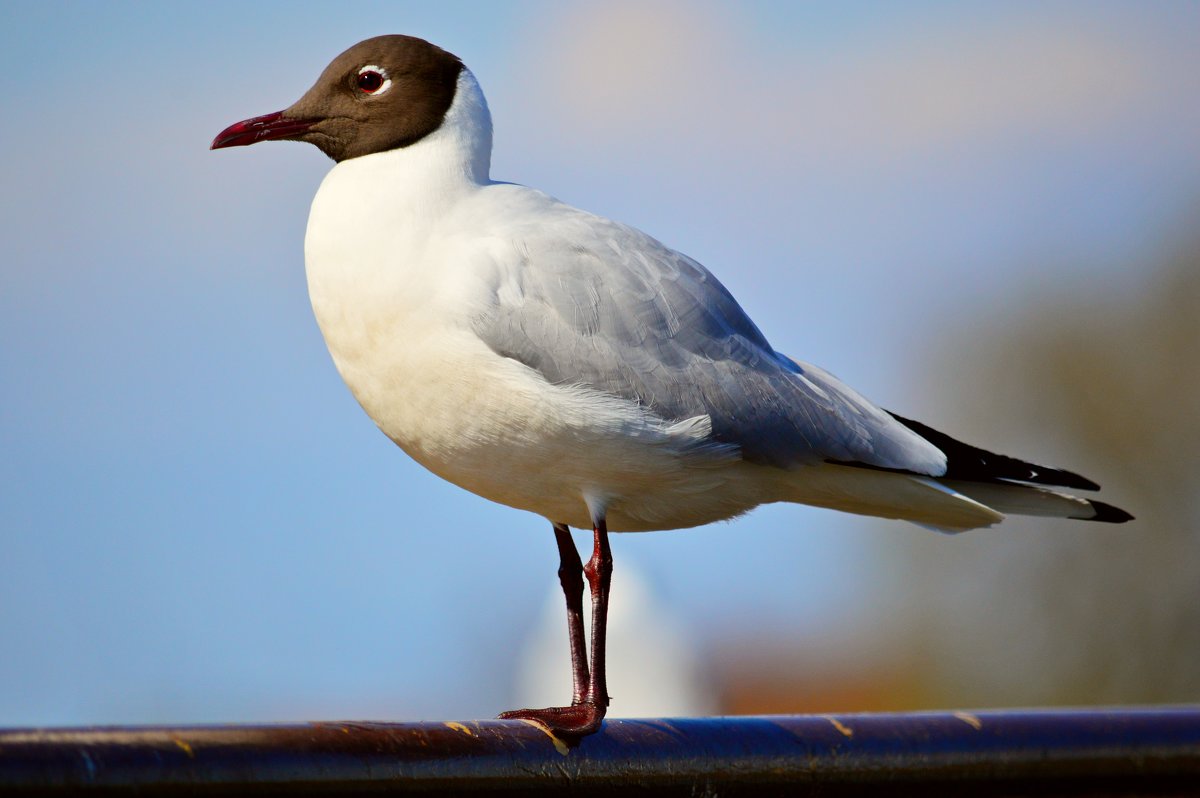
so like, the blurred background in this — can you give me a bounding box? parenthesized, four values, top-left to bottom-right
(2, 1, 1197, 725)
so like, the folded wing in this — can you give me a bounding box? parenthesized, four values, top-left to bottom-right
(471, 200, 945, 475)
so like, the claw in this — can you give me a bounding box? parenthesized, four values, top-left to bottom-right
(499, 703, 605, 741)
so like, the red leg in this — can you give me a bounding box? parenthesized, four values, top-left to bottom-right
(583, 521, 612, 712)
(499, 520, 611, 741)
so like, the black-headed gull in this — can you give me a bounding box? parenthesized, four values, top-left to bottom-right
(213, 35, 1131, 741)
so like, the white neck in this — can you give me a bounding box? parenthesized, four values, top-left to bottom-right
(438, 68, 493, 185)
(304, 67, 494, 286)
(309, 67, 492, 220)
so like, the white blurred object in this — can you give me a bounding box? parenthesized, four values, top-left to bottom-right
(511, 560, 718, 718)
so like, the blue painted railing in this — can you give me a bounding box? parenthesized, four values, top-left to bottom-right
(2, 708, 1198, 795)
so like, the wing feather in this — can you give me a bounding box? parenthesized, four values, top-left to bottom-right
(471, 196, 944, 473)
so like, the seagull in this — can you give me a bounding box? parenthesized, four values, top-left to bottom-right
(212, 34, 1132, 740)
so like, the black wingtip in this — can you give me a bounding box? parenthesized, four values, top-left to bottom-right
(1083, 500, 1135, 524)
(1064, 471, 1101, 491)
(886, 411, 1103, 491)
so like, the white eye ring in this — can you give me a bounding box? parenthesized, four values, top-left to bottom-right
(356, 65, 392, 95)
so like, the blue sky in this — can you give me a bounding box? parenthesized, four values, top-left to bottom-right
(1, 1, 1197, 725)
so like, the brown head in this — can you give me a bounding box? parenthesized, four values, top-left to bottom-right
(211, 35, 464, 162)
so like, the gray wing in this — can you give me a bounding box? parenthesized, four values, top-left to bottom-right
(473, 205, 944, 473)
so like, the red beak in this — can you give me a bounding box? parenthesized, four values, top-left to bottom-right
(211, 111, 315, 150)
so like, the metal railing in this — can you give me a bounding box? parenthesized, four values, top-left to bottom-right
(2, 708, 1198, 795)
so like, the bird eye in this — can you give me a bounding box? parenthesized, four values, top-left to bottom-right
(356, 66, 391, 95)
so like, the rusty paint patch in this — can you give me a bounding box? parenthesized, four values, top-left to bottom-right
(821, 716, 854, 738)
(512, 718, 571, 756)
(443, 722, 476, 737)
(954, 712, 983, 730)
